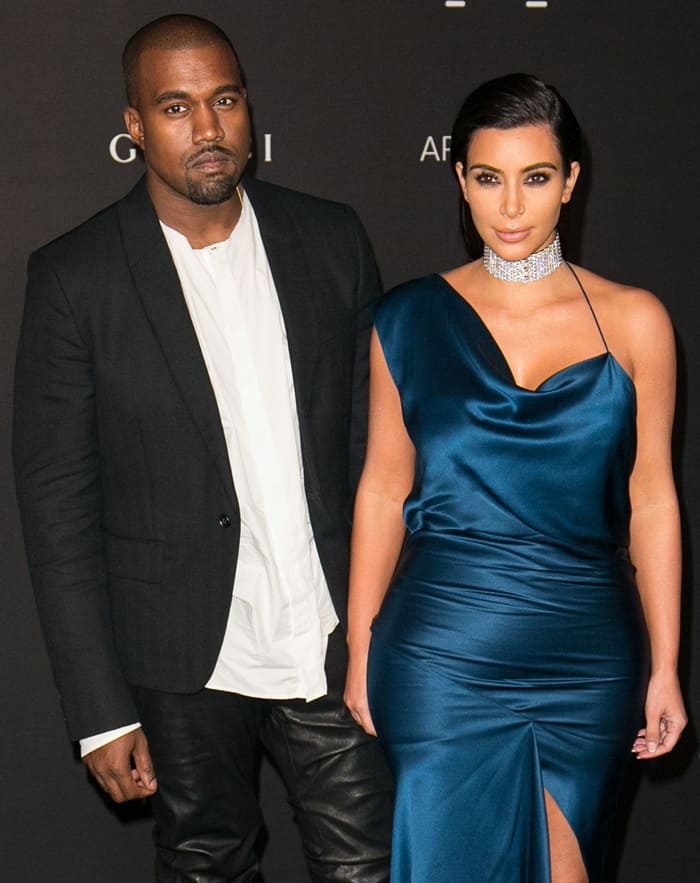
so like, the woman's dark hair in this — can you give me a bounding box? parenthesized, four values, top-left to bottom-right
(450, 73, 581, 175)
(451, 73, 582, 256)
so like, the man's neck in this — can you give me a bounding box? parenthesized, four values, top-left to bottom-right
(147, 176, 243, 249)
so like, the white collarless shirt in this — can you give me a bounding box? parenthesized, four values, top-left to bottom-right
(165, 192, 338, 699)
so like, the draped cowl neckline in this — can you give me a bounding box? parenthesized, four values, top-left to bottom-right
(373, 273, 637, 562)
(431, 272, 635, 396)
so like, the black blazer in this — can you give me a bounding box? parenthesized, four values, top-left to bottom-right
(13, 176, 379, 740)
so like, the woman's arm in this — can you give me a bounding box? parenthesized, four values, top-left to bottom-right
(344, 329, 416, 735)
(625, 290, 687, 758)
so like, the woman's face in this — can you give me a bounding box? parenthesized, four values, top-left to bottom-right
(455, 124, 580, 261)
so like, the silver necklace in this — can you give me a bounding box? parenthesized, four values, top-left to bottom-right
(483, 231, 563, 283)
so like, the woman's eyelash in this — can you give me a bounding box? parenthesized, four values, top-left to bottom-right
(474, 173, 499, 185)
(526, 172, 552, 184)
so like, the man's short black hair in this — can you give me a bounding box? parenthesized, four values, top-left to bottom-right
(122, 14, 242, 107)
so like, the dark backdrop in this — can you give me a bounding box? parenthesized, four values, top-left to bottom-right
(3, 2, 699, 880)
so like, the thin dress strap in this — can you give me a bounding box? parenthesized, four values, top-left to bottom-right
(565, 263, 609, 353)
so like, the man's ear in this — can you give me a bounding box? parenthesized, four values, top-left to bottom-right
(124, 106, 145, 150)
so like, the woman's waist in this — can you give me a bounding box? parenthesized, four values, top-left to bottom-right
(398, 530, 634, 587)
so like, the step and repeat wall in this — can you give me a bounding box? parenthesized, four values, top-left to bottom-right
(3, 1, 699, 880)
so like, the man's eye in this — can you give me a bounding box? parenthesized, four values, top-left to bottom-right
(165, 104, 187, 115)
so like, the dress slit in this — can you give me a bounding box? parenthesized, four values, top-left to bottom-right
(542, 787, 589, 883)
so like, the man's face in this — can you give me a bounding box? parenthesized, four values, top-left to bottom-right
(124, 42, 251, 206)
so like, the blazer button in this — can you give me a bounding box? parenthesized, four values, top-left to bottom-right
(218, 513, 231, 528)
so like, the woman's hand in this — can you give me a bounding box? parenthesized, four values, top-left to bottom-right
(632, 670, 687, 759)
(344, 652, 377, 736)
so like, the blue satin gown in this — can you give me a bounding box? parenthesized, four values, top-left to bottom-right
(367, 273, 649, 882)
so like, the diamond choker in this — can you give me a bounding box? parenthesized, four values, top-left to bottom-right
(483, 231, 563, 283)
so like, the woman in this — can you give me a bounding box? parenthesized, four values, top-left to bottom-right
(344, 74, 686, 883)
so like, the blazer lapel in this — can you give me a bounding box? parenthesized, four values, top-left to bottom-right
(116, 178, 237, 507)
(243, 177, 320, 417)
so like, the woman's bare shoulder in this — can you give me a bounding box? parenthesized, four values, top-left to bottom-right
(568, 265, 674, 382)
(568, 263, 672, 335)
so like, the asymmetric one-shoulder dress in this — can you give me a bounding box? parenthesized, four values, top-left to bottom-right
(367, 273, 649, 882)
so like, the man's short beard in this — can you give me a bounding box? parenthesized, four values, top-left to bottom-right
(185, 174, 238, 205)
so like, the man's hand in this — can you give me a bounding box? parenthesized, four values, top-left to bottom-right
(83, 727, 158, 802)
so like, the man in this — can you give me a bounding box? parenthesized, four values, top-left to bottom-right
(13, 14, 392, 883)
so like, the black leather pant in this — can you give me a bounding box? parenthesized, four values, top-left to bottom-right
(131, 641, 393, 882)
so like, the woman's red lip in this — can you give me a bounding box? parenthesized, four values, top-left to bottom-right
(496, 229, 530, 242)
